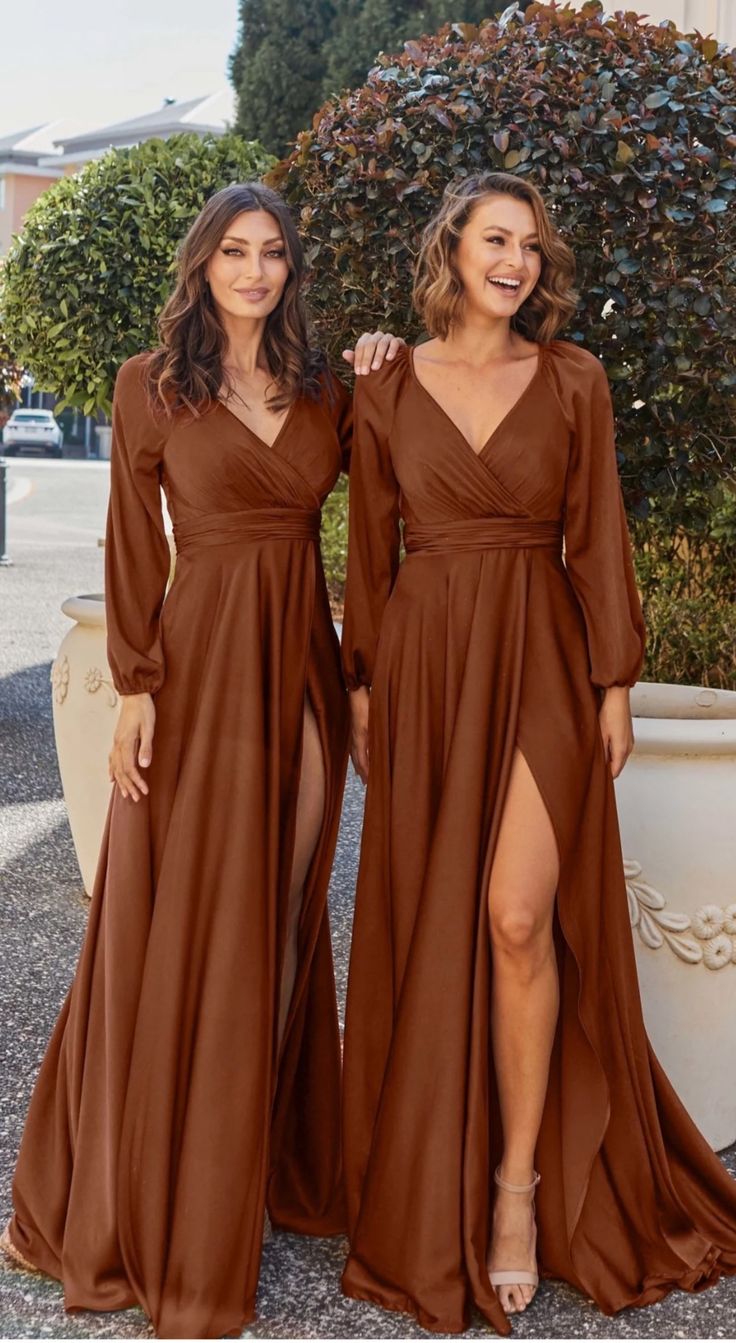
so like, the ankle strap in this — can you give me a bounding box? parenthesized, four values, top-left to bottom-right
(494, 1165, 541, 1194)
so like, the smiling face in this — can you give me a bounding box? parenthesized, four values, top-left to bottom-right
(454, 192, 543, 325)
(204, 209, 291, 323)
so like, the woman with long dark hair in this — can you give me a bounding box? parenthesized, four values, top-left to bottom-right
(341, 171, 736, 1331)
(1, 181, 400, 1339)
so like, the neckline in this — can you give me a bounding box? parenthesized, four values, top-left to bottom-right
(408, 342, 547, 459)
(216, 396, 295, 451)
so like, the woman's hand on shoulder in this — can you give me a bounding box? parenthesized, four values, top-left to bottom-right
(342, 331, 405, 376)
(598, 685, 634, 779)
(109, 692, 156, 801)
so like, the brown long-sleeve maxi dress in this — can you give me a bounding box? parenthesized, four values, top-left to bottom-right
(8, 353, 352, 1339)
(340, 340, 736, 1334)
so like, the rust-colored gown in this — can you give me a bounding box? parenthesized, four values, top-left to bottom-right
(8, 353, 352, 1339)
(340, 340, 736, 1334)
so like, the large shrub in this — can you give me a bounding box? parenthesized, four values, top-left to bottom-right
(0, 132, 275, 416)
(273, 0, 736, 684)
(0, 333, 23, 418)
(635, 491, 736, 687)
(321, 474, 349, 609)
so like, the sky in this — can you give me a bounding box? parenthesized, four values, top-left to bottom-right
(2, 0, 240, 137)
(2, 1, 730, 143)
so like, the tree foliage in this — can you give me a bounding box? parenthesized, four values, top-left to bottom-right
(0, 331, 23, 416)
(273, 1, 735, 519)
(229, 0, 507, 156)
(322, 0, 495, 98)
(272, 0, 736, 684)
(0, 132, 274, 416)
(230, 0, 335, 156)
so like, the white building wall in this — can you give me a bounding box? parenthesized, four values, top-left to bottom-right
(567, 0, 735, 46)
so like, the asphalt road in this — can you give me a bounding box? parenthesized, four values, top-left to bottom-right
(1, 460, 734, 1339)
(3, 457, 111, 553)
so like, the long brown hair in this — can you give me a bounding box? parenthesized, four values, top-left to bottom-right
(413, 172, 578, 344)
(145, 182, 326, 417)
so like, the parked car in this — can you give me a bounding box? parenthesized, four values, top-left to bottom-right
(2, 409, 64, 458)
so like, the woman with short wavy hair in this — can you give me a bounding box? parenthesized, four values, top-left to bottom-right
(2, 180, 401, 1339)
(340, 171, 736, 1330)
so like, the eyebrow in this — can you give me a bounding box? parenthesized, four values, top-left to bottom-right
(222, 235, 284, 246)
(482, 225, 540, 240)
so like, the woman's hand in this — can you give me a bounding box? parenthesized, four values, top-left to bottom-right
(109, 692, 156, 801)
(598, 685, 634, 779)
(349, 686, 371, 784)
(342, 330, 405, 376)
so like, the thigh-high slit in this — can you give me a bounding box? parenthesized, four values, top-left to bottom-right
(340, 339, 736, 1335)
(278, 694, 327, 1048)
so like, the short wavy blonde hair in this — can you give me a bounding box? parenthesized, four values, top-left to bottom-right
(413, 172, 578, 344)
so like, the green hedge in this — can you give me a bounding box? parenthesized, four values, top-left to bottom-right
(0, 334, 23, 415)
(0, 132, 275, 416)
(321, 473, 349, 609)
(272, 0, 736, 684)
(273, 1, 735, 520)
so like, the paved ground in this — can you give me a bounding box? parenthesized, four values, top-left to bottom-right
(1, 460, 735, 1339)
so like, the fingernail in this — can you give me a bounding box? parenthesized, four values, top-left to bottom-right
(141, 757, 150, 767)
(372, 359, 380, 369)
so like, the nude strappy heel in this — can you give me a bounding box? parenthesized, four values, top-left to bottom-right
(0, 1222, 42, 1274)
(488, 1166, 541, 1309)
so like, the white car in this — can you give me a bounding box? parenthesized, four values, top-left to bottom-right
(2, 408, 64, 458)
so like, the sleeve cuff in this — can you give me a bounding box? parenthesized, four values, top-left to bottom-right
(113, 676, 164, 696)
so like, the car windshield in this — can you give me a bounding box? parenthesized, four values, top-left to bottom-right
(12, 412, 53, 422)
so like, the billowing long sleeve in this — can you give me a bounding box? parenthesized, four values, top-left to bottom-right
(341, 361, 404, 691)
(105, 354, 171, 696)
(561, 349, 646, 689)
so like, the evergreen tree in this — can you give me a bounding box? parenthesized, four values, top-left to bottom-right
(230, 0, 335, 157)
(322, 0, 499, 97)
(228, 0, 526, 156)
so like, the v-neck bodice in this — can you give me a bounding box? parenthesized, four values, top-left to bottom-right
(366, 341, 570, 526)
(150, 369, 353, 534)
(215, 396, 295, 452)
(342, 337, 645, 694)
(407, 342, 545, 460)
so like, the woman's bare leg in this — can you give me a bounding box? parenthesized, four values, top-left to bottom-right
(277, 695, 326, 1047)
(487, 746, 560, 1315)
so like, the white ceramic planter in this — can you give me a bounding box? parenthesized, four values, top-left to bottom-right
(616, 681, 736, 1152)
(51, 594, 117, 895)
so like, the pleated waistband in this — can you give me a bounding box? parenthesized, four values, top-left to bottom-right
(173, 507, 321, 552)
(403, 516, 563, 555)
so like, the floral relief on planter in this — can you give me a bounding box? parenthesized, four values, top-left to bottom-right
(84, 666, 119, 709)
(626, 859, 736, 969)
(50, 655, 69, 706)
